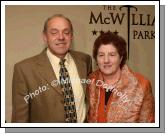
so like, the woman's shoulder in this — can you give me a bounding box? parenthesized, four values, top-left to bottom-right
(123, 65, 151, 87)
(133, 72, 152, 92)
(88, 69, 101, 80)
(134, 72, 150, 84)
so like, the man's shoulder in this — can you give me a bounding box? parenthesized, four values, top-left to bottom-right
(14, 50, 46, 68)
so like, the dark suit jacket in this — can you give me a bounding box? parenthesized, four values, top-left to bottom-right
(12, 49, 92, 123)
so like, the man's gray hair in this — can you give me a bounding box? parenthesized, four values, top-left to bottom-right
(43, 14, 73, 34)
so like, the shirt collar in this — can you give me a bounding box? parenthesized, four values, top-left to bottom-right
(47, 48, 71, 66)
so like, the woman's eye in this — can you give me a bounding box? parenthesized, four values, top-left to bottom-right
(110, 53, 115, 56)
(98, 54, 104, 57)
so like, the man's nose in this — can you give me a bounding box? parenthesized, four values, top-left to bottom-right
(57, 32, 65, 40)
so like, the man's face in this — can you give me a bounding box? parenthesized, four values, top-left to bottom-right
(43, 17, 73, 58)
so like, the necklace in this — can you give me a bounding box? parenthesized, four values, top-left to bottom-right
(102, 72, 122, 92)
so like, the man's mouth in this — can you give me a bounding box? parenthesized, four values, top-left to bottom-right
(55, 42, 66, 45)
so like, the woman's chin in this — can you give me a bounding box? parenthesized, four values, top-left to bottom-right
(101, 71, 113, 76)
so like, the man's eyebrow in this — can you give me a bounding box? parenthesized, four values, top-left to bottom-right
(49, 28, 71, 31)
(63, 28, 71, 30)
(50, 28, 58, 31)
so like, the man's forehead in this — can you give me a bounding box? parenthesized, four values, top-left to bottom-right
(49, 28, 71, 31)
(47, 18, 70, 29)
(48, 17, 69, 24)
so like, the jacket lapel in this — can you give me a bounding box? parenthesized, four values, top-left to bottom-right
(70, 51, 87, 93)
(36, 49, 63, 95)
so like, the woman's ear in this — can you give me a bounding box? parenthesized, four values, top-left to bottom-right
(120, 56, 123, 63)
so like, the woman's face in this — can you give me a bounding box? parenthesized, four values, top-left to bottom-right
(97, 43, 122, 76)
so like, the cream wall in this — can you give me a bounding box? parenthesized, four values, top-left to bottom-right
(5, 5, 155, 122)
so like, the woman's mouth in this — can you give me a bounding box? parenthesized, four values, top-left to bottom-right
(103, 65, 112, 68)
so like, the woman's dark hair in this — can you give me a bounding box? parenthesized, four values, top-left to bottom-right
(93, 31, 127, 68)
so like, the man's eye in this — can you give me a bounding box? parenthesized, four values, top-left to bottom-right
(64, 31, 70, 35)
(51, 32, 57, 35)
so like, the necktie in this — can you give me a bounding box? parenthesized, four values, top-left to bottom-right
(59, 59, 77, 123)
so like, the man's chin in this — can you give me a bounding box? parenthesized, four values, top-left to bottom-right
(52, 51, 68, 58)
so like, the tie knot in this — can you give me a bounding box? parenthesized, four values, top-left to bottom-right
(59, 59, 66, 66)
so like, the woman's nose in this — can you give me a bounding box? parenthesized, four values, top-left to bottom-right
(104, 55, 109, 63)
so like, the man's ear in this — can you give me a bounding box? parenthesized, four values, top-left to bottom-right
(42, 32, 47, 44)
(70, 33, 73, 40)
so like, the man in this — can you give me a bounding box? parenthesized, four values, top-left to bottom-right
(12, 14, 92, 122)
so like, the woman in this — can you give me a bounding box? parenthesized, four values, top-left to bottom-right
(87, 32, 155, 123)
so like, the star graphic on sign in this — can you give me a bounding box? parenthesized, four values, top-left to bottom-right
(92, 29, 97, 35)
(99, 30, 104, 35)
(107, 30, 111, 33)
(113, 30, 119, 35)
